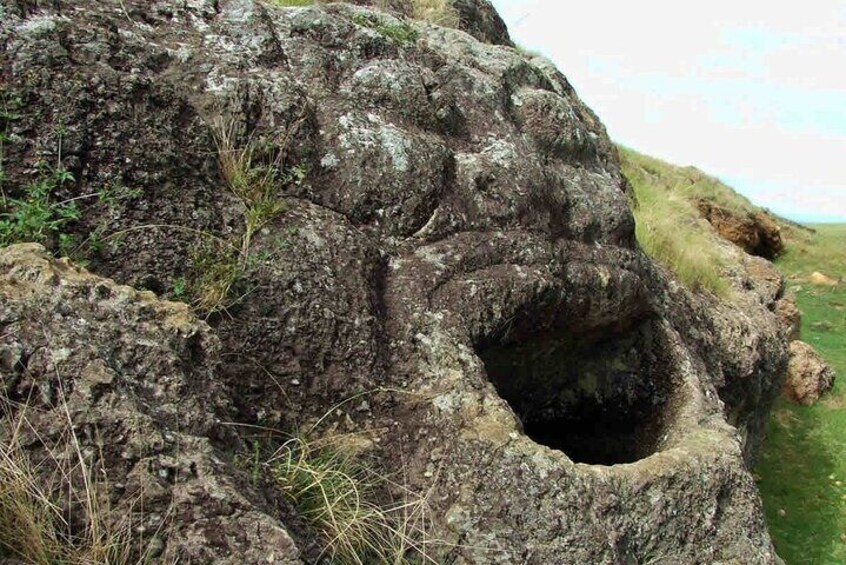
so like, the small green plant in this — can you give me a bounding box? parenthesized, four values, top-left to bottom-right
(98, 180, 143, 209)
(0, 111, 140, 259)
(0, 168, 142, 255)
(352, 14, 419, 44)
(0, 166, 80, 248)
(0, 102, 76, 249)
(171, 277, 187, 299)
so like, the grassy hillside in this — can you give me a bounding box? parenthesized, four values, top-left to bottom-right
(756, 224, 846, 565)
(618, 147, 730, 295)
(619, 146, 757, 216)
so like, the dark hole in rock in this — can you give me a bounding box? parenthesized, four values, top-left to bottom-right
(478, 317, 675, 465)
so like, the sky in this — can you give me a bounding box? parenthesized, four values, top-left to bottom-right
(489, 0, 846, 223)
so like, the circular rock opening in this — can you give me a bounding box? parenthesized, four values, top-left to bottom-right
(478, 317, 676, 465)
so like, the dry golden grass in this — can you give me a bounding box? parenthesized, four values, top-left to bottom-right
(264, 0, 317, 6)
(211, 116, 290, 261)
(235, 393, 445, 565)
(409, 0, 459, 28)
(265, 435, 440, 564)
(619, 145, 755, 215)
(265, 0, 460, 29)
(183, 116, 302, 313)
(0, 394, 158, 564)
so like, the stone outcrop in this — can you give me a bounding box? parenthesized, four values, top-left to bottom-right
(0, 244, 300, 563)
(783, 341, 836, 405)
(775, 292, 802, 341)
(0, 1, 789, 562)
(698, 200, 785, 259)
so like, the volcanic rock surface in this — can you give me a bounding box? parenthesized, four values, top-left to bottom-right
(0, 244, 300, 563)
(0, 0, 790, 562)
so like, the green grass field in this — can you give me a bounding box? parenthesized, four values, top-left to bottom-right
(756, 224, 846, 565)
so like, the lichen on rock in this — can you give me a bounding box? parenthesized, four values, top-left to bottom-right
(0, 244, 300, 563)
(0, 0, 791, 562)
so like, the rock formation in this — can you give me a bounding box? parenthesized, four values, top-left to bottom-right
(0, 0, 791, 562)
(775, 292, 802, 342)
(0, 244, 300, 563)
(783, 341, 836, 406)
(697, 200, 785, 260)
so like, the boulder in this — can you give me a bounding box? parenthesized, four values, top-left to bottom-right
(697, 200, 785, 259)
(0, 244, 300, 563)
(809, 271, 838, 286)
(784, 341, 836, 405)
(775, 293, 802, 341)
(0, 1, 788, 562)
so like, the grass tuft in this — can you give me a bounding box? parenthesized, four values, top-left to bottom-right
(226, 389, 452, 564)
(0, 394, 158, 564)
(211, 116, 294, 261)
(265, 0, 458, 32)
(409, 0, 459, 28)
(265, 0, 316, 6)
(351, 13, 419, 44)
(184, 116, 303, 313)
(243, 428, 441, 565)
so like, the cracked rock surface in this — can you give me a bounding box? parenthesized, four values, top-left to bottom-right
(0, 244, 301, 563)
(1, 1, 790, 562)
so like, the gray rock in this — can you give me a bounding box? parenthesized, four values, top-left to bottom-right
(0, 244, 301, 563)
(0, 1, 788, 562)
(784, 340, 836, 405)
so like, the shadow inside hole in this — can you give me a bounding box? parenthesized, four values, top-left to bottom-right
(478, 317, 675, 465)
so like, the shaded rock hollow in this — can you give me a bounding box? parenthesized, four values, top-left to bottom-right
(0, 0, 790, 562)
